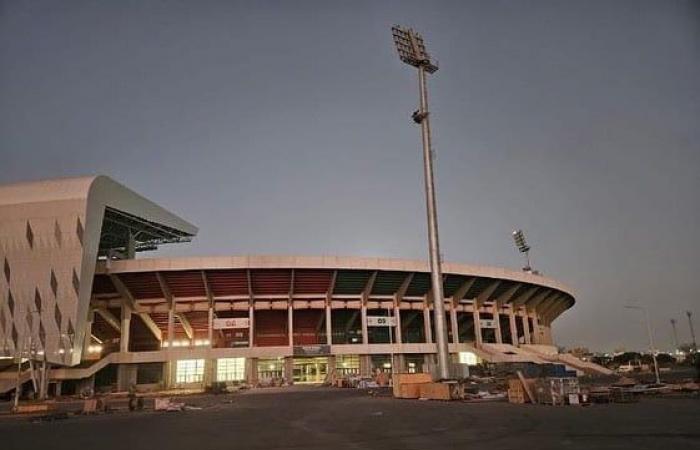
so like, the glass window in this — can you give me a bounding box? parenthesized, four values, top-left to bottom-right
(217, 358, 246, 382)
(176, 359, 205, 383)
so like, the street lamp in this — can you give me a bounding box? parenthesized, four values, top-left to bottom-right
(391, 25, 450, 380)
(625, 304, 661, 384)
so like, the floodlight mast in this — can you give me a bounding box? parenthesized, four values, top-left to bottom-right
(391, 25, 450, 381)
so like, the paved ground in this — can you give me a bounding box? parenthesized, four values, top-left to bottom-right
(1, 387, 699, 450)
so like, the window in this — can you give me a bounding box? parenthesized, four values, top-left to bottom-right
(458, 351, 478, 366)
(176, 359, 205, 383)
(217, 358, 246, 382)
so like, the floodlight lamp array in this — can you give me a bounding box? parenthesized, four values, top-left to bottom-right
(512, 230, 530, 253)
(391, 25, 438, 73)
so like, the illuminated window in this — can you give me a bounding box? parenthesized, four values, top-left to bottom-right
(458, 351, 478, 366)
(217, 358, 246, 382)
(176, 359, 205, 383)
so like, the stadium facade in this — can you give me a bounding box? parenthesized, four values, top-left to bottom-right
(0, 176, 582, 395)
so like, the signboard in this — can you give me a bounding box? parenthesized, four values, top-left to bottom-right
(293, 345, 331, 356)
(367, 316, 397, 327)
(213, 318, 250, 330)
(480, 319, 497, 329)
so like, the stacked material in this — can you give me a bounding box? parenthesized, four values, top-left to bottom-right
(392, 373, 432, 399)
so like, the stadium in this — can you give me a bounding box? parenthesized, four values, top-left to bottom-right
(0, 175, 594, 397)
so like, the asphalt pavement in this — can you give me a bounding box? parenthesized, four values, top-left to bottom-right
(1, 387, 698, 450)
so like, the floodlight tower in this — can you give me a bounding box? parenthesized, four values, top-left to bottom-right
(512, 229, 532, 272)
(670, 318, 679, 351)
(391, 26, 450, 380)
(687, 311, 697, 353)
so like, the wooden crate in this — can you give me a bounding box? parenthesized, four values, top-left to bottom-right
(392, 373, 432, 398)
(418, 382, 462, 401)
(14, 403, 53, 414)
(396, 383, 423, 399)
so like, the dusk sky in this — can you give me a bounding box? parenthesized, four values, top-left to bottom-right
(1, 0, 698, 352)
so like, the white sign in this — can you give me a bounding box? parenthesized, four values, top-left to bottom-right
(367, 316, 397, 327)
(480, 319, 497, 329)
(213, 318, 250, 330)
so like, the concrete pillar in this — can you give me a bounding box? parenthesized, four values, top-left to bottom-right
(247, 358, 258, 385)
(327, 355, 336, 380)
(54, 381, 62, 398)
(473, 306, 483, 347)
(248, 305, 255, 347)
(392, 354, 405, 373)
(117, 364, 137, 392)
(450, 306, 459, 345)
(120, 306, 131, 353)
(423, 308, 433, 344)
(288, 306, 294, 347)
(167, 308, 175, 347)
(325, 305, 332, 346)
(394, 306, 402, 344)
(532, 314, 540, 344)
(207, 307, 214, 348)
(424, 354, 436, 377)
(509, 310, 519, 346)
(203, 359, 215, 387)
(494, 305, 503, 344)
(522, 312, 531, 345)
(83, 310, 94, 355)
(284, 357, 294, 384)
(359, 355, 371, 377)
(360, 305, 368, 344)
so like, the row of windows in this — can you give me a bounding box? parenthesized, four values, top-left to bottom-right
(175, 358, 246, 384)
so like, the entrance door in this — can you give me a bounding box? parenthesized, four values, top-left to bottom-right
(292, 357, 329, 384)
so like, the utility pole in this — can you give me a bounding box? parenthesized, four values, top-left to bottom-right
(391, 26, 450, 380)
(687, 311, 697, 353)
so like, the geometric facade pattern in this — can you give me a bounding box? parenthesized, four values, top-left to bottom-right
(0, 176, 197, 365)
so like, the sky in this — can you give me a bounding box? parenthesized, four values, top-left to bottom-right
(1, 0, 698, 352)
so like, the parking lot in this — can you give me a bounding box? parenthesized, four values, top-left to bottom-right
(1, 387, 698, 450)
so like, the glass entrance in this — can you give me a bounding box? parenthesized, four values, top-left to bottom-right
(293, 357, 329, 384)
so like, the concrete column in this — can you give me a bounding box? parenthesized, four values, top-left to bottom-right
(494, 306, 503, 344)
(531, 314, 540, 344)
(203, 359, 215, 387)
(248, 305, 255, 348)
(325, 305, 332, 346)
(247, 358, 258, 385)
(207, 307, 214, 348)
(288, 305, 294, 347)
(473, 307, 483, 347)
(509, 310, 519, 346)
(392, 354, 405, 373)
(360, 305, 368, 345)
(117, 364, 137, 391)
(54, 381, 62, 398)
(327, 355, 336, 380)
(120, 306, 131, 353)
(167, 309, 175, 347)
(394, 306, 402, 344)
(83, 310, 94, 355)
(423, 308, 433, 344)
(522, 312, 531, 345)
(450, 306, 459, 345)
(284, 357, 294, 384)
(359, 355, 371, 377)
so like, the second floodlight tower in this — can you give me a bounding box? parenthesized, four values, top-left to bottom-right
(391, 25, 450, 380)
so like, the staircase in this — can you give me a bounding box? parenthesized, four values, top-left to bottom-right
(520, 345, 614, 376)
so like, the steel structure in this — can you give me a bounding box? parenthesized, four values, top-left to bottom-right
(391, 25, 449, 379)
